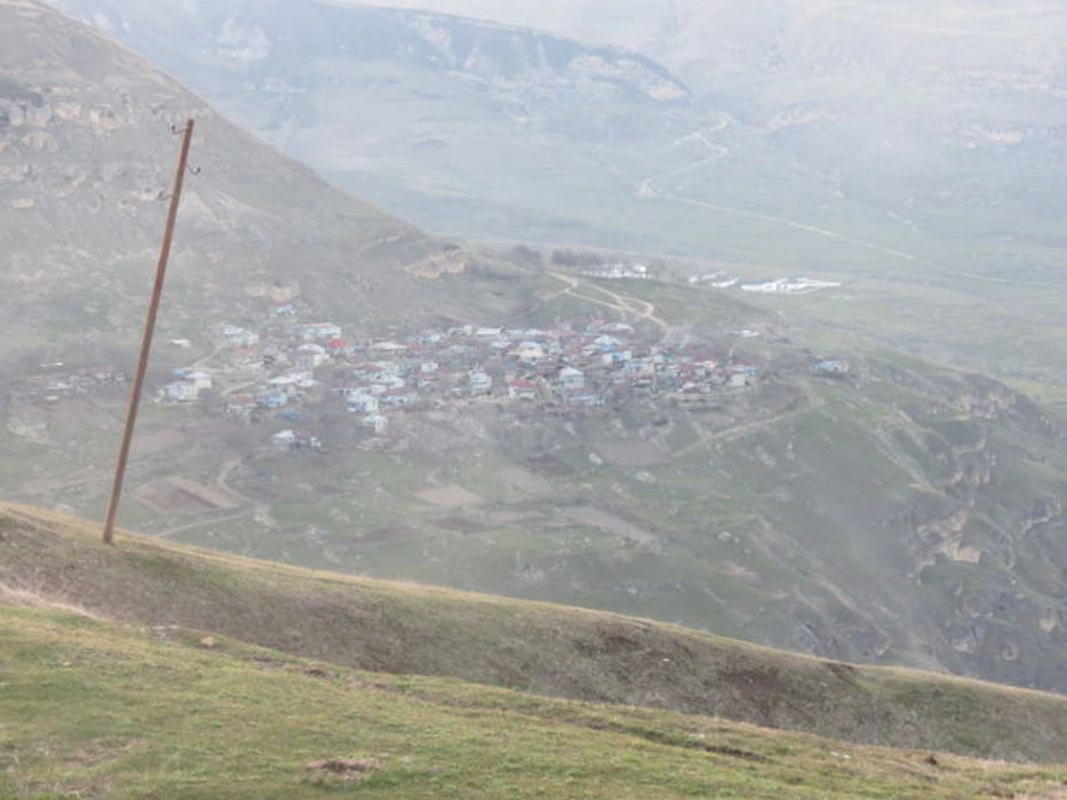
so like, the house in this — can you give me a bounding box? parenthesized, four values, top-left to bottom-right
(300, 434, 325, 452)
(225, 395, 257, 423)
(381, 390, 418, 408)
(469, 371, 493, 394)
(724, 369, 750, 388)
(812, 358, 851, 376)
(268, 373, 313, 397)
(360, 414, 388, 434)
(368, 341, 408, 354)
(508, 380, 538, 401)
(301, 322, 343, 341)
(559, 366, 586, 390)
(228, 347, 265, 370)
(564, 391, 604, 407)
(270, 429, 324, 452)
(187, 371, 213, 390)
(163, 381, 199, 402)
(271, 429, 298, 451)
(582, 262, 651, 280)
(346, 394, 380, 414)
(257, 392, 289, 409)
(507, 339, 546, 362)
(216, 324, 260, 348)
(324, 339, 350, 355)
(295, 343, 328, 369)
(372, 375, 406, 391)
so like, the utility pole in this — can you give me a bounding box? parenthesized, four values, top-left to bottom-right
(102, 119, 195, 545)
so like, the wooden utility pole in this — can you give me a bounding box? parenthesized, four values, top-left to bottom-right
(102, 119, 195, 545)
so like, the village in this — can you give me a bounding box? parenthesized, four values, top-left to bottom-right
(9, 268, 856, 460)
(153, 310, 768, 451)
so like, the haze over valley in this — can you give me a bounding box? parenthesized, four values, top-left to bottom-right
(4, 2, 1067, 794)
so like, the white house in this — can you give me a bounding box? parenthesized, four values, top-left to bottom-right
(360, 414, 388, 434)
(272, 429, 298, 451)
(510, 342, 547, 362)
(559, 366, 586, 390)
(346, 394, 380, 414)
(302, 322, 343, 341)
(163, 381, 199, 402)
(469, 371, 493, 394)
(187, 371, 213, 390)
(296, 343, 328, 369)
(217, 324, 260, 348)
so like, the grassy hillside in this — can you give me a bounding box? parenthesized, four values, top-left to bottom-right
(7, 607, 1067, 800)
(4, 502, 1067, 766)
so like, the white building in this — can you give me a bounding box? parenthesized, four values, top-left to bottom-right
(560, 367, 586, 390)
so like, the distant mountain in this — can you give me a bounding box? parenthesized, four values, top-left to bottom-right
(354, 0, 1067, 207)
(43, 0, 711, 248)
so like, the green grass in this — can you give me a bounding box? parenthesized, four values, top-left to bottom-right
(5, 502, 1067, 768)
(4, 606, 1067, 800)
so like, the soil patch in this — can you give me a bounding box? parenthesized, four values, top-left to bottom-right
(485, 510, 545, 525)
(336, 526, 420, 550)
(500, 466, 555, 496)
(134, 477, 242, 515)
(416, 485, 485, 508)
(131, 428, 186, 457)
(432, 517, 488, 532)
(525, 454, 574, 477)
(593, 440, 667, 468)
(561, 506, 659, 545)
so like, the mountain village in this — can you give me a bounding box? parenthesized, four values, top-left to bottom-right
(175, 309, 768, 450)
(10, 302, 784, 456)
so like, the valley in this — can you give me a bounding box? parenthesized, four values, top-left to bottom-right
(5, 264, 1067, 693)
(3, 5, 1067, 783)
(42, 0, 1067, 386)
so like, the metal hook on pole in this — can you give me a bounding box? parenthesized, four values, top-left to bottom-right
(102, 118, 196, 545)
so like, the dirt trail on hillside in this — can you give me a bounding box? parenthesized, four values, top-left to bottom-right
(673, 389, 825, 458)
(548, 271, 669, 331)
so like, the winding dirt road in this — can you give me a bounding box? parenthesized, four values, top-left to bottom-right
(547, 270, 669, 331)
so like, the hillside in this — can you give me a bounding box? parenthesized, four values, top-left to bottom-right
(0, 0, 523, 370)
(5, 501, 1067, 767)
(4, 269, 1067, 696)
(9, 609, 1067, 800)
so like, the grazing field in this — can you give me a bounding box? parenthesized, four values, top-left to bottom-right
(4, 501, 1067, 768)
